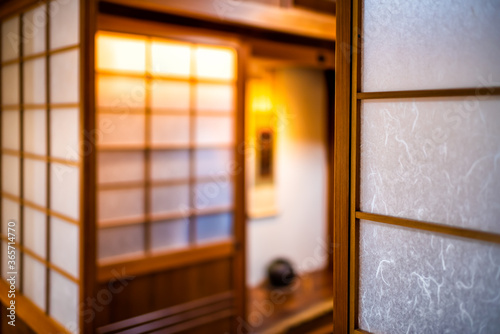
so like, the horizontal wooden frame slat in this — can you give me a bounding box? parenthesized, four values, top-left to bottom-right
(1, 192, 80, 226)
(97, 241, 234, 282)
(356, 211, 500, 244)
(357, 87, 500, 100)
(98, 205, 234, 228)
(0, 234, 79, 284)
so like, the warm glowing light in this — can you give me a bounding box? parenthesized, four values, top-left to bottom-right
(151, 40, 192, 77)
(195, 46, 236, 81)
(250, 80, 273, 113)
(96, 32, 146, 73)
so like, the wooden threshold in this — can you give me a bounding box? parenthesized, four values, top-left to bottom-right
(97, 241, 234, 282)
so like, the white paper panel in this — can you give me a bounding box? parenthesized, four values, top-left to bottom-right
(24, 158, 47, 206)
(195, 83, 234, 112)
(151, 219, 189, 252)
(50, 49, 79, 104)
(194, 46, 235, 81)
(150, 115, 190, 146)
(24, 57, 46, 104)
(23, 4, 47, 56)
(2, 64, 19, 105)
(150, 150, 190, 181)
(98, 188, 144, 222)
(360, 97, 500, 233)
(2, 110, 19, 150)
(50, 217, 79, 278)
(50, 163, 79, 220)
(97, 113, 145, 146)
(24, 109, 46, 155)
(2, 155, 20, 196)
(359, 220, 500, 333)
(151, 40, 191, 78)
(49, 0, 79, 50)
(1, 241, 20, 287)
(50, 270, 79, 333)
(98, 151, 144, 184)
(96, 33, 146, 73)
(196, 213, 232, 244)
(97, 75, 146, 109)
(98, 224, 145, 259)
(195, 148, 232, 178)
(151, 185, 190, 216)
(195, 116, 233, 145)
(23, 207, 46, 258)
(50, 108, 79, 161)
(23, 255, 46, 311)
(151, 80, 190, 111)
(362, 0, 500, 92)
(193, 181, 232, 209)
(1, 198, 19, 236)
(2, 16, 19, 61)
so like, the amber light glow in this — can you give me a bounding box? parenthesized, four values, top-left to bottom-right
(96, 32, 147, 74)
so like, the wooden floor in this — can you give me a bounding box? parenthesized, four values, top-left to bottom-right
(247, 268, 333, 333)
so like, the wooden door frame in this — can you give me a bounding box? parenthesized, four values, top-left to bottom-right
(332, 0, 352, 333)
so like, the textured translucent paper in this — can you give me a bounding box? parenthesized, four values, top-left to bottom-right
(50, 164, 79, 220)
(24, 158, 47, 206)
(24, 109, 46, 155)
(97, 113, 145, 146)
(98, 188, 144, 222)
(150, 150, 190, 181)
(151, 219, 189, 252)
(359, 220, 500, 333)
(99, 225, 145, 260)
(50, 50, 79, 104)
(96, 33, 146, 74)
(195, 84, 234, 112)
(2, 16, 19, 61)
(193, 181, 232, 210)
(49, 0, 79, 50)
(2, 64, 19, 105)
(151, 40, 191, 77)
(23, 255, 46, 311)
(150, 115, 190, 146)
(23, 207, 46, 258)
(2, 155, 20, 196)
(50, 217, 79, 278)
(151, 80, 190, 111)
(1, 198, 19, 236)
(2, 110, 19, 150)
(50, 108, 79, 161)
(24, 58, 46, 104)
(23, 4, 46, 56)
(98, 151, 145, 184)
(195, 149, 232, 178)
(362, 0, 500, 92)
(196, 213, 232, 244)
(50, 270, 79, 333)
(151, 185, 190, 216)
(360, 97, 500, 234)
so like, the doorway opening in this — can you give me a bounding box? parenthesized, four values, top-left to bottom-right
(244, 40, 334, 333)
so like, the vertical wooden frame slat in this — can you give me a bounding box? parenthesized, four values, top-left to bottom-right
(188, 45, 197, 245)
(0, 21, 3, 284)
(44, 0, 51, 316)
(333, 0, 352, 333)
(80, 0, 97, 333)
(232, 40, 249, 328)
(18, 11, 25, 295)
(349, 0, 361, 331)
(144, 37, 152, 255)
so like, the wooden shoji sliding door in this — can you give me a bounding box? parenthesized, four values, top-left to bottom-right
(92, 15, 245, 332)
(337, 0, 500, 333)
(95, 31, 237, 262)
(0, 0, 87, 333)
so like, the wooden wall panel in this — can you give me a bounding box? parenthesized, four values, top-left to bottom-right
(94, 258, 233, 329)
